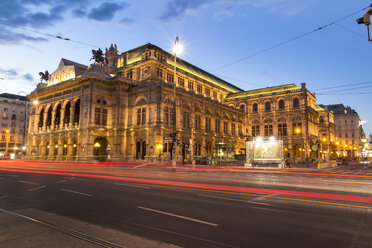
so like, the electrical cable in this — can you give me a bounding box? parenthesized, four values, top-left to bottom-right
(311, 80, 372, 91)
(212, 4, 372, 72)
(0, 21, 101, 48)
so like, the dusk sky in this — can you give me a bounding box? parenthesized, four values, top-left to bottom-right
(1, 0, 371, 135)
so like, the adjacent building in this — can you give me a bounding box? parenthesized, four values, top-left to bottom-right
(321, 104, 365, 157)
(0, 93, 30, 156)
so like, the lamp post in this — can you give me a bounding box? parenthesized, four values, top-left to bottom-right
(172, 37, 182, 171)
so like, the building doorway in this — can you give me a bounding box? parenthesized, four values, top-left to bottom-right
(136, 141, 146, 160)
(93, 137, 108, 161)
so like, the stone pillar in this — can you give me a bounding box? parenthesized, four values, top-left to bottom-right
(70, 104, 74, 127)
(60, 109, 65, 128)
(51, 111, 56, 130)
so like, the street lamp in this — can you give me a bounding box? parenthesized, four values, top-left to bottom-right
(171, 36, 183, 171)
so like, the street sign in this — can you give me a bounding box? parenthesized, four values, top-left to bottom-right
(164, 136, 172, 143)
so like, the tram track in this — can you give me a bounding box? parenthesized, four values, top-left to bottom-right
(0, 207, 126, 248)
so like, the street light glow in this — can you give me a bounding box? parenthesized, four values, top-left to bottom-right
(173, 37, 183, 55)
(256, 137, 263, 142)
(94, 142, 101, 147)
(33, 100, 39, 105)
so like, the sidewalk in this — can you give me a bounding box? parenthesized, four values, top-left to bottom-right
(0, 208, 174, 248)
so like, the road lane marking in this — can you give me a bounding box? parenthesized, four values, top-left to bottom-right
(138, 206, 219, 227)
(133, 163, 150, 169)
(0, 195, 7, 199)
(28, 186, 46, 192)
(312, 179, 372, 185)
(19, 180, 38, 185)
(197, 194, 270, 206)
(56, 180, 66, 184)
(253, 194, 277, 201)
(60, 188, 92, 197)
(114, 182, 150, 189)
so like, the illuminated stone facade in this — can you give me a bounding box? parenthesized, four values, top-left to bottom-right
(224, 83, 331, 159)
(27, 43, 335, 162)
(27, 44, 246, 161)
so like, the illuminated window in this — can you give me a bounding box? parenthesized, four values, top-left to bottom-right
(188, 81, 194, 91)
(264, 124, 273, 136)
(278, 123, 287, 136)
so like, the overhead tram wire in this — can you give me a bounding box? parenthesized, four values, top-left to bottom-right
(311, 80, 372, 91)
(212, 4, 372, 72)
(0, 21, 101, 48)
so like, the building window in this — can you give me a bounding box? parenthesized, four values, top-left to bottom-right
(278, 123, 287, 136)
(223, 121, 228, 134)
(205, 117, 211, 132)
(252, 103, 258, 113)
(345, 120, 347, 124)
(278, 100, 285, 110)
(215, 119, 220, 133)
(126, 69, 133, 79)
(94, 108, 101, 124)
(137, 108, 146, 125)
(157, 68, 163, 79)
(102, 109, 107, 125)
(11, 114, 16, 120)
(352, 140, 355, 145)
(264, 125, 273, 136)
(352, 133, 355, 138)
(205, 87, 210, 97)
(213, 91, 217, 99)
(265, 101, 271, 111)
(293, 98, 300, 108)
(188, 81, 194, 91)
(197, 84, 202, 94)
(179, 77, 184, 88)
(345, 133, 348, 138)
(231, 123, 236, 135)
(194, 115, 201, 130)
(167, 72, 174, 83)
(164, 107, 174, 125)
(183, 112, 190, 128)
(238, 125, 242, 136)
(252, 125, 260, 137)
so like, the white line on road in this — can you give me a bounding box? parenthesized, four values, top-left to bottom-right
(28, 186, 46, 192)
(19, 180, 38, 185)
(114, 182, 150, 189)
(197, 194, 270, 206)
(0, 195, 7, 199)
(56, 180, 66, 184)
(133, 163, 151, 169)
(138, 206, 219, 227)
(252, 194, 277, 201)
(60, 188, 92, 197)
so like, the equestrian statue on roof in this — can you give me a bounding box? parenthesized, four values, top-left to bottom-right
(91, 48, 108, 66)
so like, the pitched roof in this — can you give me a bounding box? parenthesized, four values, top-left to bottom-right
(122, 43, 243, 93)
(0, 93, 28, 101)
(225, 83, 301, 100)
(60, 58, 88, 69)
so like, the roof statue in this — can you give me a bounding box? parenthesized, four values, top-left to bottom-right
(91, 48, 108, 66)
(105, 43, 118, 57)
(39, 70, 49, 83)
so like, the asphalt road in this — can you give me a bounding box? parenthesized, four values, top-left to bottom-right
(0, 162, 372, 248)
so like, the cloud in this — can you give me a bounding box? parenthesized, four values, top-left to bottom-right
(119, 18, 135, 26)
(86, 2, 129, 21)
(0, 0, 130, 43)
(158, 0, 307, 22)
(22, 73, 34, 82)
(214, 7, 234, 21)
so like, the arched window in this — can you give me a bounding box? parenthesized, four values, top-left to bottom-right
(278, 100, 285, 110)
(74, 99, 80, 124)
(46, 107, 52, 127)
(293, 98, 300, 108)
(54, 104, 61, 126)
(38, 107, 44, 128)
(239, 104, 246, 112)
(252, 103, 258, 113)
(63, 102, 71, 124)
(265, 101, 271, 111)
